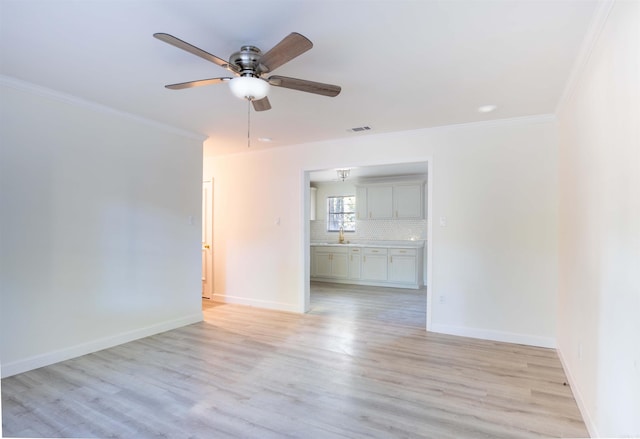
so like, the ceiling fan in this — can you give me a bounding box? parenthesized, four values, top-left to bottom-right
(153, 32, 341, 111)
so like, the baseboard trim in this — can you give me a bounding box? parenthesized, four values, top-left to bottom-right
(556, 344, 598, 438)
(0, 313, 203, 378)
(211, 293, 300, 313)
(430, 323, 556, 348)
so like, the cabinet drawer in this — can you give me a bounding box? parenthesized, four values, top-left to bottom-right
(389, 248, 417, 256)
(313, 246, 348, 254)
(364, 248, 388, 255)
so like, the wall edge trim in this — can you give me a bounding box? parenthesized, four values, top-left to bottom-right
(555, 0, 615, 115)
(0, 74, 207, 142)
(430, 323, 556, 349)
(556, 343, 599, 438)
(211, 294, 300, 313)
(0, 313, 203, 378)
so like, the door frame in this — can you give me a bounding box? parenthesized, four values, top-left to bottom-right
(302, 157, 434, 331)
(202, 179, 214, 299)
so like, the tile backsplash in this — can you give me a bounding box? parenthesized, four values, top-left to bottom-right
(311, 219, 427, 242)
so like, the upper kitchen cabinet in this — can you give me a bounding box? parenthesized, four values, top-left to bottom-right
(356, 186, 368, 220)
(310, 186, 318, 221)
(357, 179, 425, 220)
(393, 183, 423, 219)
(367, 186, 394, 219)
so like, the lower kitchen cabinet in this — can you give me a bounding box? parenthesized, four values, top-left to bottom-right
(348, 248, 362, 280)
(311, 244, 423, 289)
(388, 248, 418, 284)
(313, 247, 348, 279)
(361, 248, 388, 281)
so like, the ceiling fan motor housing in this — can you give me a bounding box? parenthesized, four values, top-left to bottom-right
(230, 46, 264, 77)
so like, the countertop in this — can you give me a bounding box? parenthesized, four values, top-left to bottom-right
(311, 240, 425, 249)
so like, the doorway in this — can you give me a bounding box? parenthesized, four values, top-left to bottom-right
(303, 159, 433, 331)
(202, 180, 213, 299)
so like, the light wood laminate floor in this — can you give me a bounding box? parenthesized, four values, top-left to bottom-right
(2, 283, 587, 438)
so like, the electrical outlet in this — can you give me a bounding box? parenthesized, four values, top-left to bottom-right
(439, 295, 445, 304)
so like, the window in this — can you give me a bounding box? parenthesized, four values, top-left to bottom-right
(327, 196, 356, 232)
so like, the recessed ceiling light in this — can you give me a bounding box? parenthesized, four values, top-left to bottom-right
(477, 105, 497, 113)
(258, 137, 273, 143)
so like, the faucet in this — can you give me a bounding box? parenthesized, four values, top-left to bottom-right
(338, 226, 345, 244)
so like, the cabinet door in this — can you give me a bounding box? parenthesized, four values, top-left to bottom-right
(356, 186, 367, 220)
(393, 184, 423, 219)
(314, 251, 332, 277)
(362, 249, 388, 281)
(331, 252, 349, 279)
(367, 186, 393, 219)
(389, 255, 417, 283)
(310, 249, 316, 277)
(349, 250, 362, 279)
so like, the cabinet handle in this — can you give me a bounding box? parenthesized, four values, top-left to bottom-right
(390, 256, 393, 263)
(350, 255, 352, 261)
(372, 250, 379, 253)
(364, 256, 366, 262)
(395, 210, 398, 218)
(369, 212, 372, 219)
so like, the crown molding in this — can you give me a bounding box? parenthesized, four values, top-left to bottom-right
(425, 114, 557, 133)
(555, 0, 615, 115)
(0, 75, 207, 142)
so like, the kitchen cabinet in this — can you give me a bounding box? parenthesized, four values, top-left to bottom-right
(388, 248, 418, 284)
(366, 186, 393, 219)
(311, 243, 424, 289)
(348, 247, 362, 280)
(313, 247, 348, 279)
(362, 248, 388, 281)
(356, 180, 424, 220)
(393, 184, 423, 219)
(356, 186, 367, 220)
(310, 186, 318, 221)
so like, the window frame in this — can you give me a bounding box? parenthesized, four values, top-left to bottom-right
(326, 195, 356, 232)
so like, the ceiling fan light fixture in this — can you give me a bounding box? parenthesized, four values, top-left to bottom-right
(229, 76, 270, 100)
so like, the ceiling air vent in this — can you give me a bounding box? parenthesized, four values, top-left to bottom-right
(348, 126, 372, 133)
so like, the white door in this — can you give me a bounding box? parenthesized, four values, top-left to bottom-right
(202, 180, 213, 298)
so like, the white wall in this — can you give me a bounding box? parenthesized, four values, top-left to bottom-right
(0, 79, 204, 377)
(556, 1, 640, 436)
(204, 115, 558, 347)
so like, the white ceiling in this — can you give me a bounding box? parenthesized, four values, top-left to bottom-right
(1, 0, 598, 157)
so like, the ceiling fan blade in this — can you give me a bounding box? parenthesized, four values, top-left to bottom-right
(258, 32, 313, 73)
(154, 33, 239, 73)
(268, 75, 341, 97)
(165, 77, 232, 90)
(252, 97, 272, 111)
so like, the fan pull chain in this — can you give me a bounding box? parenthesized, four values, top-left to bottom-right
(247, 98, 251, 148)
